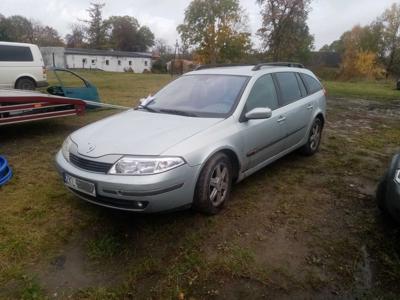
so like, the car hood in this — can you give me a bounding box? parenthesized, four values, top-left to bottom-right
(71, 110, 223, 158)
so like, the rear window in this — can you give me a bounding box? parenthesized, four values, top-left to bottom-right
(0, 45, 34, 62)
(300, 73, 322, 94)
(275, 72, 302, 105)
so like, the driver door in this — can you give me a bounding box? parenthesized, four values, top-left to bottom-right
(239, 74, 287, 170)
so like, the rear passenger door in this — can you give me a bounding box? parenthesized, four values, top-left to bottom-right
(240, 74, 287, 170)
(274, 72, 314, 149)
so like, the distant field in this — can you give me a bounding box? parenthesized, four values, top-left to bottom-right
(323, 80, 400, 102)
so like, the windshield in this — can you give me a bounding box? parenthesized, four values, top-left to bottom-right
(145, 74, 249, 118)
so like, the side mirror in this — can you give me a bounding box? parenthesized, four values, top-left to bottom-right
(245, 107, 272, 120)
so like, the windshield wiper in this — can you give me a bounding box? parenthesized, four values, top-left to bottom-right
(135, 95, 158, 112)
(158, 109, 198, 117)
(135, 105, 159, 113)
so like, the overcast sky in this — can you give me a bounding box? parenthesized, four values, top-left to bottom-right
(0, 0, 398, 50)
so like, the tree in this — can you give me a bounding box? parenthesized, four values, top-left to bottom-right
(65, 24, 87, 48)
(84, 2, 108, 49)
(177, 0, 251, 64)
(380, 3, 400, 76)
(339, 26, 384, 79)
(106, 16, 140, 51)
(257, 0, 314, 62)
(134, 26, 155, 52)
(0, 15, 33, 43)
(153, 39, 173, 57)
(104, 16, 154, 51)
(32, 23, 64, 47)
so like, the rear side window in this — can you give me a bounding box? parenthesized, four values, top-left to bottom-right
(275, 72, 302, 105)
(0, 45, 33, 62)
(246, 74, 279, 112)
(300, 73, 322, 94)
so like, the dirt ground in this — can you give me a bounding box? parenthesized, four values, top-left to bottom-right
(1, 96, 400, 299)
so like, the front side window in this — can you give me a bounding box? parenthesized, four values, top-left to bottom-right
(0, 45, 33, 62)
(275, 72, 302, 106)
(245, 74, 279, 112)
(145, 74, 249, 118)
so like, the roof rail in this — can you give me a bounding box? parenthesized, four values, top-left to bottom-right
(252, 62, 305, 71)
(195, 63, 253, 71)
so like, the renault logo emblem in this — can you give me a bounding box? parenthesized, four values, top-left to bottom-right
(86, 143, 96, 153)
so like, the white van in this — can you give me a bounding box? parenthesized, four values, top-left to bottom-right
(0, 41, 48, 90)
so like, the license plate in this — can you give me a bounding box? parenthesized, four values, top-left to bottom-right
(64, 173, 96, 196)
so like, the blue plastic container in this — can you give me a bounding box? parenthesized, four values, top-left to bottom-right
(0, 156, 12, 186)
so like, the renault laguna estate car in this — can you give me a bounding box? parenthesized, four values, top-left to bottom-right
(56, 63, 326, 214)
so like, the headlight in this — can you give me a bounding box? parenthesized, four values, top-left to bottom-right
(395, 170, 400, 184)
(61, 136, 73, 162)
(108, 156, 185, 175)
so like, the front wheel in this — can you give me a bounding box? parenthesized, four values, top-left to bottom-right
(16, 78, 35, 90)
(193, 153, 233, 215)
(300, 118, 323, 156)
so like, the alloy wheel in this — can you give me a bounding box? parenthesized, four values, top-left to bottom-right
(209, 163, 229, 207)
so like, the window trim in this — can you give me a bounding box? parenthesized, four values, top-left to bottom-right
(299, 73, 323, 95)
(295, 73, 307, 98)
(239, 73, 281, 123)
(273, 71, 304, 107)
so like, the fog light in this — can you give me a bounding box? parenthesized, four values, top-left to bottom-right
(137, 201, 144, 208)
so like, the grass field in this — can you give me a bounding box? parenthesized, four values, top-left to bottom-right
(1, 71, 400, 299)
(324, 80, 400, 102)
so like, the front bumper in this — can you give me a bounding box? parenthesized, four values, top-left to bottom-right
(55, 151, 201, 213)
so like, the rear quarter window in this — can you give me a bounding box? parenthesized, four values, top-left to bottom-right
(300, 73, 323, 95)
(0, 45, 34, 62)
(275, 72, 302, 106)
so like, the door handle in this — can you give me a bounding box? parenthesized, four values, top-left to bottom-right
(277, 116, 286, 123)
(306, 104, 314, 110)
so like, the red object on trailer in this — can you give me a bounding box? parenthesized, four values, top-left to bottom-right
(0, 89, 86, 126)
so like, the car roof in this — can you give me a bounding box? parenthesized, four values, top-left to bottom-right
(0, 41, 38, 48)
(185, 65, 316, 78)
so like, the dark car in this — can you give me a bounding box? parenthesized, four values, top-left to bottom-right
(377, 153, 400, 221)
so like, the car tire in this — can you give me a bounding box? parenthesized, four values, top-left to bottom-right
(377, 173, 388, 212)
(193, 153, 233, 215)
(300, 117, 323, 156)
(16, 78, 36, 90)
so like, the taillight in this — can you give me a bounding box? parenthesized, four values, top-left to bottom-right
(42, 66, 47, 78)
(323, 88, 327, 97)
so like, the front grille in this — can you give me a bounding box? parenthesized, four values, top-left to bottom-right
(69, 153, 113, 173)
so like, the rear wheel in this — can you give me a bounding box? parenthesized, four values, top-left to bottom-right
(301, 118, 323, 156)
(193, 153, 233, 215)
(16, 78, 35, 90)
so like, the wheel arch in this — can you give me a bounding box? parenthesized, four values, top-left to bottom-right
(195, 146, 242, 184)
(315, 112, 325, 128)
(14, 76, 37, 88)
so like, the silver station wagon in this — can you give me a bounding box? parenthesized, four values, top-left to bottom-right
(56, 63, 326, 214)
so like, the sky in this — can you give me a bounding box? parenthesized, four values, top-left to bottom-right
(0, 0, 398, 50)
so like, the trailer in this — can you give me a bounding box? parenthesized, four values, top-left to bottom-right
(0, 89, 86, 126)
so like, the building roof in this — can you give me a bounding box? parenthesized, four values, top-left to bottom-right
(64, 48, 153, 58)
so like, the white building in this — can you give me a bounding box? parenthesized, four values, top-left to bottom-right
(41, 47, 153, 73)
